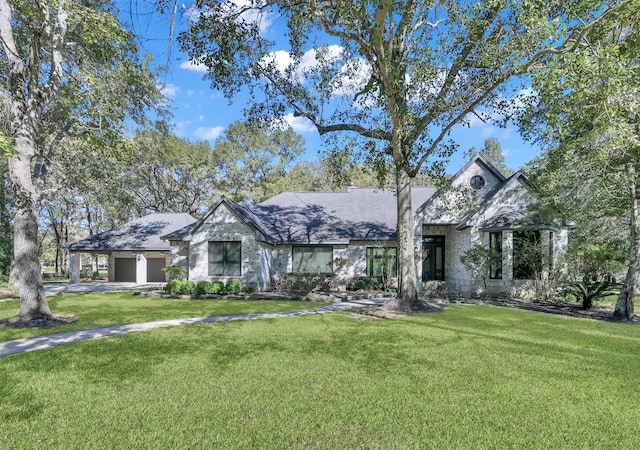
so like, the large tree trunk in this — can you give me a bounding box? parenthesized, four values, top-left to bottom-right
(8, 146, 51, 320)
(613, 166, 639, 320)
(386, 167, 419, 311)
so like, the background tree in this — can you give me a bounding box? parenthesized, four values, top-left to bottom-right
(520, 1, 639, 319)
(213, 121, 305, 203)
(125, 130, 220, 214)
(180, 0, 625, 310)
(0, 0, 163, 321)
(465, 138, 513, 176)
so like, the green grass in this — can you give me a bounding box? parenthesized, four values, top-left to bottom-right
(0, 292, 322, 341)
(1, 304, 639, 449)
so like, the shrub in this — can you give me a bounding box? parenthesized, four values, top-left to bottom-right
(195, 281, 212, 295)
(226, 280, 243, 295)
(178, 280, 196, 295)
(277, 273, 336, 292)
(165, 279, 182, 295)
(206, 281, 224, 294)
(347, 276, 375, 291)
(563, 280, 617, 310)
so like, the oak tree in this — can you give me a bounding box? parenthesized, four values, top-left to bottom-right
(180, 0, 627, 309)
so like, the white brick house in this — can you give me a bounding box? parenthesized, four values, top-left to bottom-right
(162, 155, 569, 296)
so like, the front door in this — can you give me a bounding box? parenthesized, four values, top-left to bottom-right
(422, 235, 445, 281)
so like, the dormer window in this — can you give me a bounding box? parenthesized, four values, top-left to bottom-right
(470, 175, 485, 190)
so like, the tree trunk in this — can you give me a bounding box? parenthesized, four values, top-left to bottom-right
(386, 167, 419, 311)
(613, 165, 639, 320)
(8, 148, 51, 320)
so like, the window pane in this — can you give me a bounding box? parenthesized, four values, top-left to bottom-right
(208, 241, 241, 276)
(209, 262, 225, 276)
(513, 230, 541, 280)
(367, 248, 397, 278)
(489, 232, 502, 279)
(292, 246, 333, 273)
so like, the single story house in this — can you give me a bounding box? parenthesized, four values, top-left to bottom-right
(68, 213, 196, 283)
(161, 155, 569, 296)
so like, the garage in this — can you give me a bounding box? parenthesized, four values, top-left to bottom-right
(147, 258, 167, 283)
(68, 213, 197, 284)
(114, 258, 136, 282)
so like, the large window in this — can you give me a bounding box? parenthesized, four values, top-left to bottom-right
(489, 231, 502, 279)
(366, 247, 397, 279)
(292, 246, 333, 273)
(513, 230, 542, 280)
(209, 241, 241, 276)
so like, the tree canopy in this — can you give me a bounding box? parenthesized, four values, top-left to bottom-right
(520, 0, 640, 319)
(0, 0, 164, 320)
(180, 0, 629, 309)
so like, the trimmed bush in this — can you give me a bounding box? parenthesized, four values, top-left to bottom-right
(165, 279, 182, 295)
(195, 281, 212, 295)
(165, 280, 197, 295)
(178, 280, 196, 295)
(209, 281, 225, 294)
(226, 280, 243, 295)
(347, 276, 376, 291)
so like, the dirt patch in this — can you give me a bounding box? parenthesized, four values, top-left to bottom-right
(0, 314, 78, 329)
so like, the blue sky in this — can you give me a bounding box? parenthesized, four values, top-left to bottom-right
(133, 4, 542, 175)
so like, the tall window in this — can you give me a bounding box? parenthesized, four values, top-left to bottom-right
(366, 247, 397, 279)
(209, 241, 241, 276)
(489, 231, 502, 279)
(292, 246, 333, 273)
(513, 230, 542, 280)
(423, 235, 445, 281)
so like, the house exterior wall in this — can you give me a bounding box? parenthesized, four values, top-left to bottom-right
(418, 160, 504, 224)
(186, 203, 263, 289)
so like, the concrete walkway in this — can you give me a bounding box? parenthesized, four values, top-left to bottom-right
(0, 299, 384, 358)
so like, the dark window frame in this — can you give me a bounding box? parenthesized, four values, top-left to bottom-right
(208, 241, 242, 277)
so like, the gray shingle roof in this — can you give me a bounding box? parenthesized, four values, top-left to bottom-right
(252, 188, 435, 243)
(163, 188, 436, 244)
(69, 213, 197, 252)
(164, 188, 435, 244)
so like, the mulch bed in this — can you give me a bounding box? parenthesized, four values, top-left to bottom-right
(354, 296, 639, 324)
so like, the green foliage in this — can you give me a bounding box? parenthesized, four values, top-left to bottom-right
(209, 281, 225, 294)
(346, 277, 377, 292)
(225, 280, 243, 295)
(563, 280, 617, 310)
(213, 121, 306, 203)
(164, 280, 196, 295)
(162, 265, 186, 281)
(195, 281, 212, 295)
(460, 245, 502, 289)
(568, 242, 627, 283)
(277, 273, 336, 293)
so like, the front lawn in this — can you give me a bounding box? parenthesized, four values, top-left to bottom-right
(1, 304, 639, 448)
(0, 292, 322, 341)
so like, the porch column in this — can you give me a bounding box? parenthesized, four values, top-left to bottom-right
(415, 224, 424, 294)
(504, 231, 514, 281)
(136, 253, 147, 284)
(69, 253, 81, 284)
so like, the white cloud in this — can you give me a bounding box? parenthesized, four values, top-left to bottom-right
(159, 83, 179, 97)
(282, 113, 316, 134)
(194, 126, 225, 140)
(180, 59, 208, 73)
